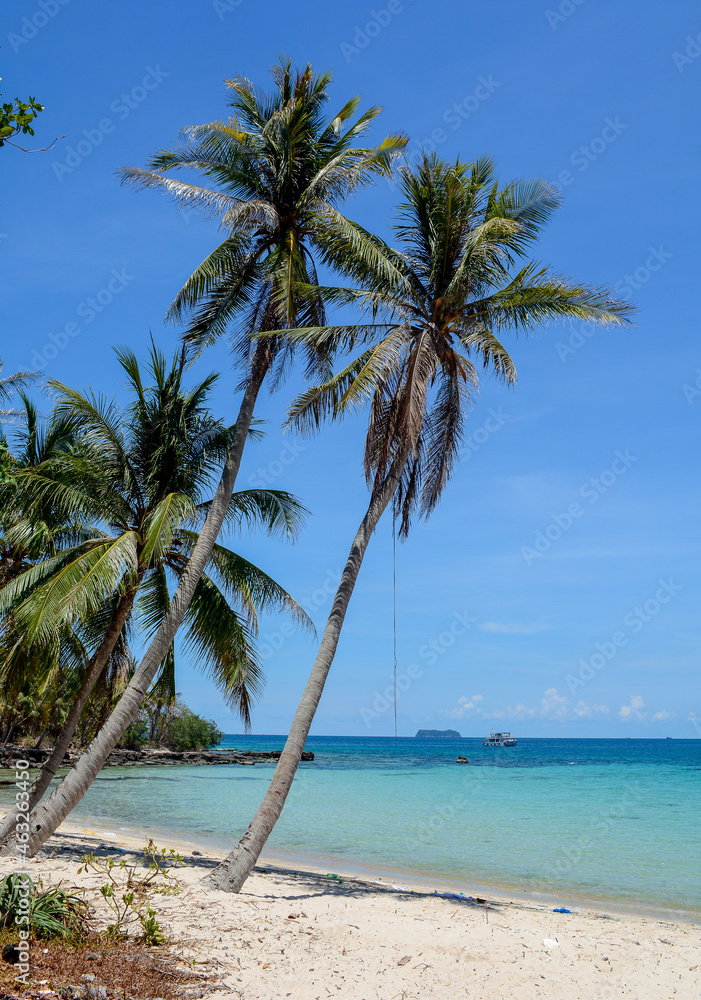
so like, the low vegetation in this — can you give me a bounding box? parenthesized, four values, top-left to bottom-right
(0, 843, 210, 999)
(120, 698, 222, 752)
(77, 840, 185, 945)
(0, 873, 88, 939)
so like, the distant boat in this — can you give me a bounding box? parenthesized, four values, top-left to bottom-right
(483, 730, 517, 747)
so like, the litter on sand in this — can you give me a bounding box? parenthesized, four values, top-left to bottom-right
(543, 938, 560, 949)
(553, 907, 572, 913)
(365, 879, 413, 892)
(433, 891, 475, 902)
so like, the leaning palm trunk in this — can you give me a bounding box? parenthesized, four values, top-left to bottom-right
(204, 152, 633, 892)
(0, 586, 138, 848)
(17, 346, 270, 857)
(205, 452, 408, 892)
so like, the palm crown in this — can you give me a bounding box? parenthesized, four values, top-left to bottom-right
(120, 58, 407, 376)
(286, 154, 635, 535)
(0, 347, 311, 727)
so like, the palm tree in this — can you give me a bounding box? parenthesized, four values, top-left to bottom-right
(0, 358, 33, 419)
(15, 60, 406, 856)
(0, 359, 36, 486)
(0, 394, 117, 766)
(0, 346, 311, 852)
(0, 393, 79, 588)
(205, 153, 635, 891)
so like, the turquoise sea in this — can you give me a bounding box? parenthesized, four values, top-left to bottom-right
(28, 737, 701, 917)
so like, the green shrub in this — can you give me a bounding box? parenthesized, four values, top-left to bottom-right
(165, 709, 222, 751)
(0, 873, 88, 939)
(120, 717, 148, 749)
(78, 840, 184, 945)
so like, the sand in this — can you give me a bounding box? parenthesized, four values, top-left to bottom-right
(4, 821, 699, 1000)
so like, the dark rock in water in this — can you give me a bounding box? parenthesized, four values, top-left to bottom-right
(2, 943, 19, 964)
(415, 729, 461, 738)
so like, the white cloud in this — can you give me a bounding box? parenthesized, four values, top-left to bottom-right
(446, 689, 617, 724)
(651, 710, 676, 721)
(479, 622, 550, 634)
(619, 695, 647, 721)
(514, 703, 537, 719)
(573, 700, 610, 718)
(445, 694, 484, 719)
(539, 687, 570, 720)
(456, 689, 611, 723)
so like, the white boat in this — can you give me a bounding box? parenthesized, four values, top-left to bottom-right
(483, 730, 517, 747)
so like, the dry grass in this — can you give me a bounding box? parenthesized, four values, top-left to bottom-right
(0, 929, 219, 1000)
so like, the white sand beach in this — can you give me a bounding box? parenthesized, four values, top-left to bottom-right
(7, 820, 699, 1000)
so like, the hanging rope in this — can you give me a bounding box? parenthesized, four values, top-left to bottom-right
(392, 507, 398, 744)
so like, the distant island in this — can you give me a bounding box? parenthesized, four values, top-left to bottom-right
(415, 729, 461, 738)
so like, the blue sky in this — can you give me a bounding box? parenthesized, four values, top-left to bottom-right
(2, 0, 699, 737)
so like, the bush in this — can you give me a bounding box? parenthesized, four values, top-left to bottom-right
(120, 717, 148, 750)
(0, 873, 88, 940)
(165, 709, 222, 751)
(78, 840, 185, 946)
(116, 699, 222, 752)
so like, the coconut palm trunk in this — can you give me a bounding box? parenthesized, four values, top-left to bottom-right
(206, 452, 407, 892)
(205, 153, 633, 893)
(17, 344, 270, 856)
(0, 584, 139, 847)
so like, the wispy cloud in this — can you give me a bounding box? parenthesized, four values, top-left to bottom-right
(445, 694, 483, 719)
(444, 688, 610, 722)
(573, 699, 610, 718)
(619, 695, 646, 721)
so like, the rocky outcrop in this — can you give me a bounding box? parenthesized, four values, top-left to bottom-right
(0, 744, 314, 769)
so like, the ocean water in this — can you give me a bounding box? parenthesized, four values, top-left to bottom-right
(23, 737, 701, 915)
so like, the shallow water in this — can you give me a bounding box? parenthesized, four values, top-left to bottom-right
(14, 736, 701, 913)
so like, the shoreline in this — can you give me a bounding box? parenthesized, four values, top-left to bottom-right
(6, 817, 699, 999)
(37, 811, 701, 926)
